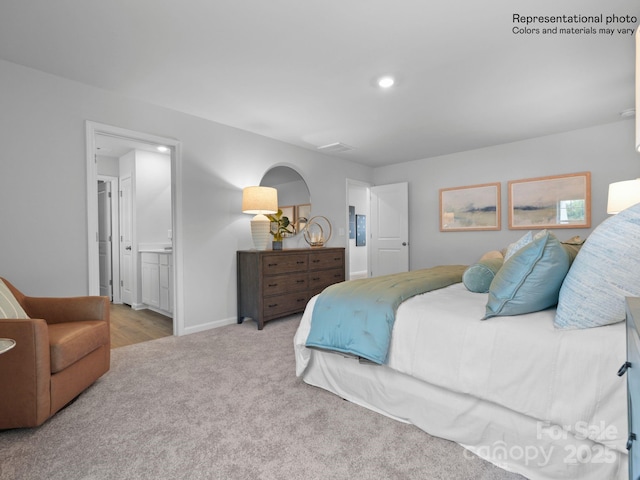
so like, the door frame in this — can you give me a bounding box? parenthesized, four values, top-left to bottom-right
(86, 121, 184, 336)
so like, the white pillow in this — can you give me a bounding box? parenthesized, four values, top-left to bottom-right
(503, 231, 533, 261)
(554, 203, 640, 329)
(0, 280, 29, 319)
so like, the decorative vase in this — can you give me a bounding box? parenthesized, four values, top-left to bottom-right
(272, 240, 283, 250)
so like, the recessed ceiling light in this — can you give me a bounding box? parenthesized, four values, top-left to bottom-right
(377, 76, 395, 89)
(157, 145, 169, 153)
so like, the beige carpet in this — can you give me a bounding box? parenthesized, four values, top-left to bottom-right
(0, 315, 524, 480)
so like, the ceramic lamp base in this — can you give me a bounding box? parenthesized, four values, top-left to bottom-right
(250, 214, 271, 250)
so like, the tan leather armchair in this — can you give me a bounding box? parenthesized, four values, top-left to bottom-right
(0, 278, 110, 429)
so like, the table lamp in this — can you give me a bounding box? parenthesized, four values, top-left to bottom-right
(242, 186, 278, 250)
(607, 179, 640, 214)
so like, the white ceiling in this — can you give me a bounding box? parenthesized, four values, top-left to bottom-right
(0, 0, 638, 167)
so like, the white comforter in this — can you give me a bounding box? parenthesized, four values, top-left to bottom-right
(295, 282, 627, 452)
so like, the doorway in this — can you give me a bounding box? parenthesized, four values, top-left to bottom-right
(346, 179, 371, 280)
(346, 180, 409, 279)
(86, 121, 183, 336)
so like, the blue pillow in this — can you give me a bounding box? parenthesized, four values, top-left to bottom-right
(554, 203, 640, 329)
(484, 231, 570, 319)
(462, 258, 503, 293)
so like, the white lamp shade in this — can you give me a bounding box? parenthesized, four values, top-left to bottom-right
(242, 186, 278, 215)
(607, 179, 640, 214)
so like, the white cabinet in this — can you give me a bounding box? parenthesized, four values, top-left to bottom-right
(140, 252, 172, 317)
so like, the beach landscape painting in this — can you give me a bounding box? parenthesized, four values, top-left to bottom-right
(508, 172, 591, 229)
(439, 182, 501, 231)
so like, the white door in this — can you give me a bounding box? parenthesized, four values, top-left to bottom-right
(97, 181, 112, 299)
(120, 175, 133, 305)
(370, 182, 409, 277)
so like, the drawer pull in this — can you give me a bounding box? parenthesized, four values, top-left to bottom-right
(296, 260, 305, 264)
(296, 298, 306, 303)
(311, 277, 320, 281)
(312, 259, 320, 263)
(296, 279, 305, 284)
(268, 303, 278, 308)
(618, 361, 631, 376)
(268, 283, 278, 287)
(268, 263, 278, 267)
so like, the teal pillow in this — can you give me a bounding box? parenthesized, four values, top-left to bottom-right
(484, 231, 570, 319)
(462, 258, 504, 293)
(555, 203, 640, 329)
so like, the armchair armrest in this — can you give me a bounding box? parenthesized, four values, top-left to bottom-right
(0, 318, 51, 428)
(21, 296, 110, 325)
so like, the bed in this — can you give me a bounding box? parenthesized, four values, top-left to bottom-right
(294, 204, 640, 480)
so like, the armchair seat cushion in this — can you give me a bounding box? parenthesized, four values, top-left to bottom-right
(48, 321, 110, 373)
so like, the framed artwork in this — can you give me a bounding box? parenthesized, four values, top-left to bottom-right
(439, 182, 501, 231)
(295, 203, 311, 232)
(356, 214, 366, 246)
(348, 206, 356, 239)
(508, 172, 591, 229)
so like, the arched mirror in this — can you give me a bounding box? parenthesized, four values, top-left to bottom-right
(260, 166, 311, 236)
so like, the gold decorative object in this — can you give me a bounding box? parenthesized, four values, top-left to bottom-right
(303, 215, 332, 248)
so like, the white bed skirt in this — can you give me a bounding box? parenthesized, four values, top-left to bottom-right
(300, 348, 628, 480)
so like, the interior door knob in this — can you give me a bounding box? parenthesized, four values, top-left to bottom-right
(125, 246, 132, 251)
(402, 242, 407, 246)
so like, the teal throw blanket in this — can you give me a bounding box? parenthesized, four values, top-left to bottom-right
(306, 265, 466, 364)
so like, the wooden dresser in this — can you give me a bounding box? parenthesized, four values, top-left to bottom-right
(237, 247, 345, 329)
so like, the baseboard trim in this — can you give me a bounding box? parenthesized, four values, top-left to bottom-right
(181, 316, 237, 336)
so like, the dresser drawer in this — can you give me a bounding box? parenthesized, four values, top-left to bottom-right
(309, 268, 345, 294)
(263, 273, 307, 296)
(238, 248, 344, 329)
(263, 291, 309, 319)
(262, 254, 308, 274)
(309, 251, 344, 271)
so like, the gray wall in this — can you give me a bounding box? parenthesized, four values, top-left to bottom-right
(0, 58, 372, 332)
(374, 120, 640, 269)
(2, 56, 639, 332)
(134, 150, 172, 247)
